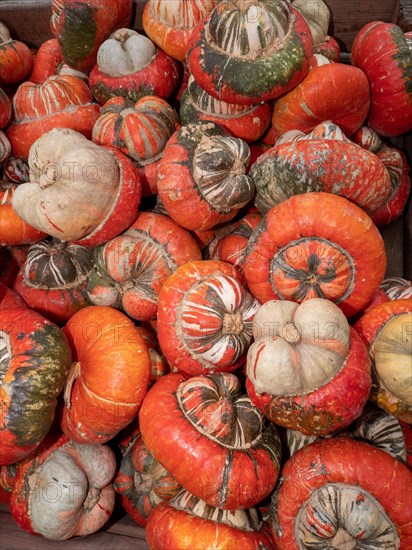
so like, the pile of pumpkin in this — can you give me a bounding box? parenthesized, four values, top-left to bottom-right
(0, 0, 411, 547)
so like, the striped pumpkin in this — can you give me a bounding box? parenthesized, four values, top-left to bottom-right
(270, 438, 412, 549)
(157, 260, 260, 375)
(180, 76, 272, 142)
(251, 122, 391, 216)
(352, 22, 412, 136)
(139, 372, 282, 509)
(146, 490, 275, 549)
(143, 0, 220, 61)
(0, 131, 11, 163)
(380, 277, 412, 300)
(89, 29, 180, 105)
(242, 193, 387, 318)
(354, 299, 412, 424)
(187, 0, 313, 105)
(158, 122, 254, 231)
(50, 0, 132, 72)
(6, 75, 101, 159)
(2, 157, 29, 184)
(136, 325, 169, 385)
(0, 183, 46, 247)
(352, 126, 411, 226)
(87, 212, 202, 321)
(246, 298, 371, 435)
(13, 240, 93, 325)
(114, 428, 181, 527)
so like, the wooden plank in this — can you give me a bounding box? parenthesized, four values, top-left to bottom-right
(0, 512, 149, 550)
(0, 0, 53, 48)
(381, 217, 404, 278)
(323, 0, 399, 51)
(106, 513, 147, 540)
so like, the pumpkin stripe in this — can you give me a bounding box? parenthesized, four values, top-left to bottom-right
(0, 332, 11, 386)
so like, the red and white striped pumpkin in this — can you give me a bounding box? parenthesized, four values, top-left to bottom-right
(157, 260, 260, 375)
(6, 75, 101, 159)
(87, 212, 202, 320)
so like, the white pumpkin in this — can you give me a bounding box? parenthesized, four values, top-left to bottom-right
(11, 128, 120, 242)
(97, 29, 156, 77)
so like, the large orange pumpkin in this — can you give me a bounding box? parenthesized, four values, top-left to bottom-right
(61, 306, 151, 444)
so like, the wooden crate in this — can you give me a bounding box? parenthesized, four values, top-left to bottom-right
(0, 1, 411, 548)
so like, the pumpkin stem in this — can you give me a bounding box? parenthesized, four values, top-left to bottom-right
(222, 312, 244, 335)
(281, 322, 301, 344)
(134, 471, 154, 494)
(330, 528, 356, 549)
(83, 486, 101, 511)
(63, 362, 81, 409)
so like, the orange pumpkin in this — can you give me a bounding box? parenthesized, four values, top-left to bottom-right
(0, 23, 33, 85)
(0, 87, 12, 128)
(29, 38, 63, 83)
(6, 75, 101, 159)
(61, 306, 151, 444)
(0, 182, 46, 246)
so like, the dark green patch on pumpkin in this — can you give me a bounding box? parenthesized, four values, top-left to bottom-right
(389, 26, 412, 100)
(59, 3, 98, 70)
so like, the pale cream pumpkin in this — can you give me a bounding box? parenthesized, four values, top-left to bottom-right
(293, 0, 330, 46)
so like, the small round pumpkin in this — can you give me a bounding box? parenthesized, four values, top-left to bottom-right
(29, 38, 63, 83)
(10, 433, 116, 539)
(242, 193, 387, 318)
(187, 0, 313, 105)
(0, 182, 47, 246)
(13, 239, 94, 325)
(352, 22, 412, 136)
(246, 298, 371, 435)
(87, 212, 202, 321)
(157, 122, 255, 231)
(139, 372, 282, 510)
(146, 490, 276, 549)
(61, 306, 151, 444)
(89, 29, 180, 105)
(0, 307, 72, 466)
(270, 438, 412, 549)
(0, 23, 33, 85)
(272, 63, 370, 137)
(6, 75, 101, 159)
(114, 428, 181, 527)
(157, 260, 260, 375)
(354, 299, 412, 424)
(2, 157, 29, 184)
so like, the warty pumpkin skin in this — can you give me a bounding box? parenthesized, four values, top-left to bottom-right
(0, 182, 46, 247)
(13, 239, 93, 325)
(61, 306, 151, 444)
(10, 433, 116, 539)
(0, 25, 33, 85)
(87, 212, 202, 321)
(352, 126, 411, 226)
(143, 0, 220, 62)
(114, 428, 181, 527)
(180, 76, 272, 143)
(251, 121, 391, 216)
(139, 372, 282, 510)
(354, 299, 412, 424)
(272, 63, 370, 136)
(89, 29, 180, 105)
(6, 75, 101, 159)
(270, 438, 412, 549)
(146, 490, 275, 549)
(157, 260, 260, 375)
(50, 0, 132, 72)
(187, 0, 313, 105)
(242, 193, 387, 318)
(11, 128, 142, 246)
(246, 299, 371, 435)
(352, 22, 412, 136)
(157, 122, 255, 231)
(0, 307, 72, 466)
